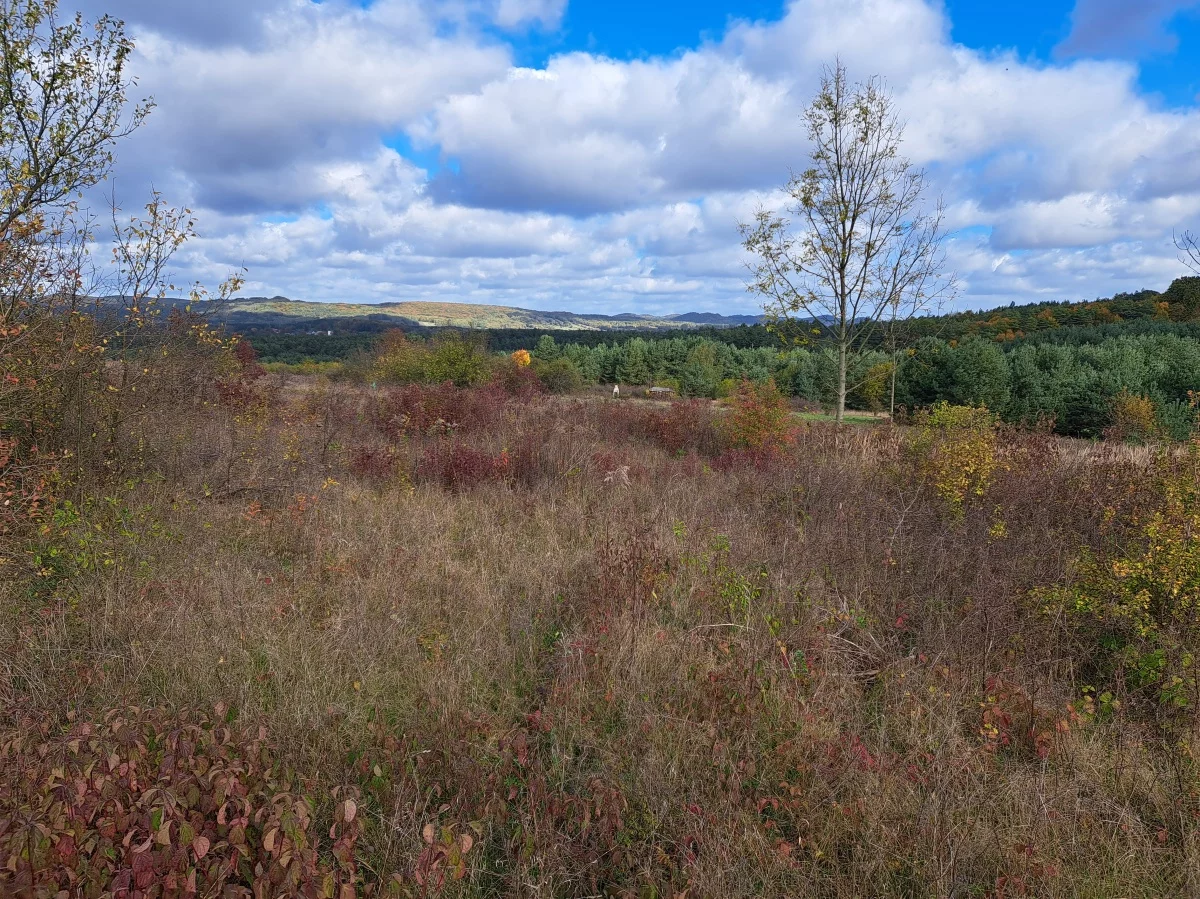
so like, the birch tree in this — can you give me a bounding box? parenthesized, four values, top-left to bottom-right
(741, 62, 954, 422)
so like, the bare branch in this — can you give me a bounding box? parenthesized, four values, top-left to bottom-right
(1177, 230, 1200, 276)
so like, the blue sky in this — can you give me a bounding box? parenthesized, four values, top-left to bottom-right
(76, 0, 1200, 313)
(538, 0, 1200, 104)
(508, 0, 785, 61)
(948, 0, 1200, 105)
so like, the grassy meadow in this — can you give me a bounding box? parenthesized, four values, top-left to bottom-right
(4, 348, 1200, 897)
(5, 3, 1200, 895)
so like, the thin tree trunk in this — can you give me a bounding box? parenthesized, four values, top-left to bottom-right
(836, 341, 848, 424)
(890, 349, 897, 419)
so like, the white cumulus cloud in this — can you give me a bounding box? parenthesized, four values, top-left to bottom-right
(80, 0, 1200, 313)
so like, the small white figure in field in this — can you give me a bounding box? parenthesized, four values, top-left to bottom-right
(613, 384, 620, 398)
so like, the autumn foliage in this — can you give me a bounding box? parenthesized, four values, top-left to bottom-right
(907, 402, 1001, 517)
(8, 1, 1200, 892)
(722, 378, 797, 454)
(1038, 444, 1200, 719)
(0, 707, 365, 898)
(1105, 389, 1160, 443)
(7, 375, 1200, 895)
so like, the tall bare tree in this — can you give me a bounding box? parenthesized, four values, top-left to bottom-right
(741, 62, 954, 423)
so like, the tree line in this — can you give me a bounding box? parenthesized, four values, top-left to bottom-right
(248, 307, 1200, 441)
(526, 330, 1200, 439)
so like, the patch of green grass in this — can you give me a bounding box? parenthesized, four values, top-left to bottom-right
(795, 411, 885, 426)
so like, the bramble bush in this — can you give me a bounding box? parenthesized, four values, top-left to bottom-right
(977, 673, 1063, 761)
(650, 399, 725, 457)
(710, 378, 796, 470)
(348, 444, 407, 485)
(374, 382, 508, 438)
(416, 442, 511, 491)
(489, 355, 544, 398)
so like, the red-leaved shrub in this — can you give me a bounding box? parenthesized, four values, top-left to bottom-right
(490, 359, 545, 399)
(231, 338, 266, 380)
(0, 438, 53, 537)
(0, 706, 363, 897)
(650, 400, 726, 457)
(375, 383, 508, 438)
(711, 445, 792, 472)
(721, 379, 796, 453)
(416, 442, 511, 491)
(348, 444, 403, 483)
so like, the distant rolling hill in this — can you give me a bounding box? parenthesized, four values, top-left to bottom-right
(667, 312, 765, 326)
(158, 297, 766, 332)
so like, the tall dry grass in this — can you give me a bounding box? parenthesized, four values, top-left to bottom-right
(3, 375, 1198, 896)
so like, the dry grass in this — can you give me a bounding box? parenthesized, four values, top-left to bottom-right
(3, 374, 1199, 897)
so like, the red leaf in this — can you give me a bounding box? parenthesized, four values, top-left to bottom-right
(192, 835, 211, 859)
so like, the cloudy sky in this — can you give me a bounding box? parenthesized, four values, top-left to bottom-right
(78, 0, 1200, 314)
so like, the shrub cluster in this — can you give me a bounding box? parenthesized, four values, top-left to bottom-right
(721, 378, 797, 454)
(906, 402, 1001, 517)
(1038, 444, 1200, 722)
(374, 382, 509, 438)
(0, 707, 365, 897)
(416, 443, 511, 491)
(361, 330, 588, 396)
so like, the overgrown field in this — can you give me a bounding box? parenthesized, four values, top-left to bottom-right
(4, 356, 1200, 898)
